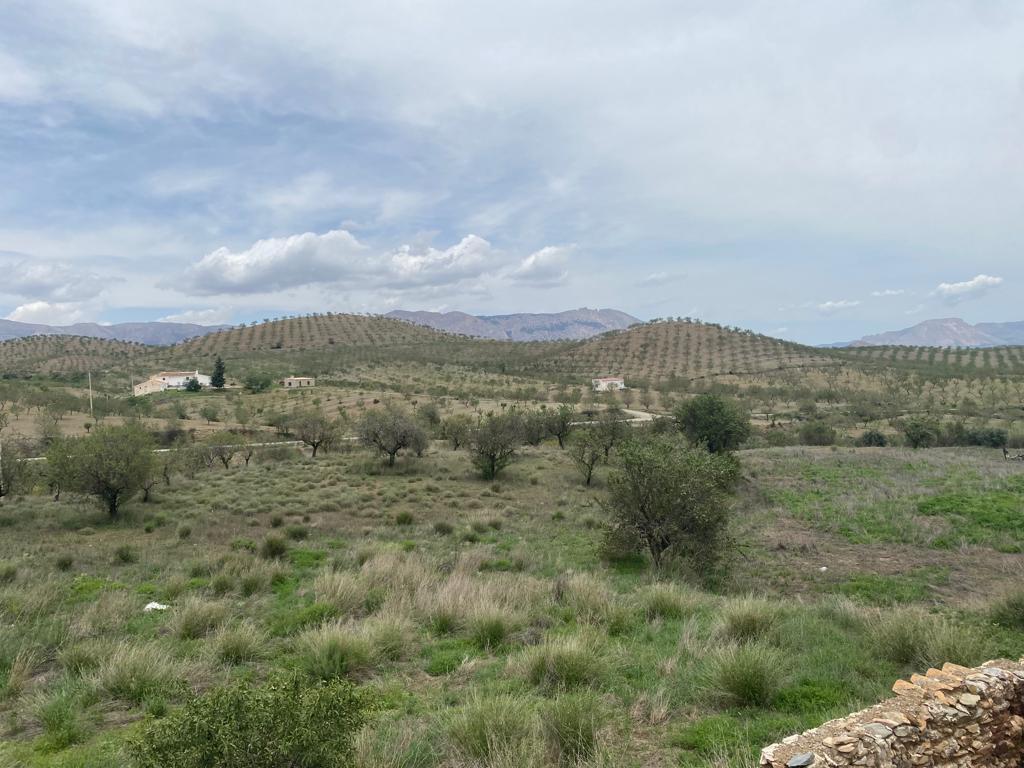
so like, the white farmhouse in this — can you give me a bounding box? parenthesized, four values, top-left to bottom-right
(591, 376, 626, 392)
(280, 376, 315, 388)
(133, 370, 212, 397)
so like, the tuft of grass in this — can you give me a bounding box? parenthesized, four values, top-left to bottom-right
(94, 643, 179, 704)
(637, 582, 700, 621)
(715, 597, 783, 644)
(114, 545, 138, 564)
(295, 620, 375, 680)
(394, 511, 415, 526)
(171, 598, 227, 640)
(213, 621, 267, 665)
(433, 521, 454, 536)
(448, 694, 540, 766)
(512, 635, 607, 692)
(354, 720, 438, 768)
(467, 610, 515, 651)
(32, 683, 92, 751)
(313, 569, 366, 615)
(260, 535, 289, 560)
(542, 692, 606, 766)
(702, 643, 788, 707)
(3, 648, 39, 699)
(990, 589, 1024, 631)
(0, 561, 18, 584)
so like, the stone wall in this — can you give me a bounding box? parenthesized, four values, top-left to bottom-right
(760, 659, 1024, 768)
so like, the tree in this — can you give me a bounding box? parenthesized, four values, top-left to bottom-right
(673, 393, 751, 453)
(206, 431, 246, 469)
(568, 428, 603, 485)
(546, 404, 576, 449)
(898, 417, 939, 449)
(470, 412, 522, 480)
(443, 413, 474, 451)
(606, 435, 736, 574)
(244, 372, 274, 394)
(56, 424, 158, 519)
(184, 377, 203, 393)
(210, 357, 226, 389)
(357, 405, 427, 466)
(595, 406, 628, 459)
(289, 409, 341, 458)
(199, 403, 220, 424)
(0, 438, 32, 501)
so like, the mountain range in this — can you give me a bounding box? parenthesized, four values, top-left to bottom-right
(0, 319, 229, 346)
(840, 318, 1024, 348)
(386, 308, 641, 341)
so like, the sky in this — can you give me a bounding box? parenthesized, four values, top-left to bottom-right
(0, 1, 1022, 345)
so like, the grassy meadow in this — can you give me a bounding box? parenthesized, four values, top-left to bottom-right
(2, 438, 1023, 768)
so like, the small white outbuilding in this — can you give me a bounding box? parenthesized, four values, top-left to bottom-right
(591, 376, 626, 392)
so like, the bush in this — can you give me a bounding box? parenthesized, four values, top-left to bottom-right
(128, 673, 369, 768)
(856, 429, 888, 447)
(798, 421, 836, 446)
(114, 545, 138, 564)
(673, 393, 751, 453)
(898, 417, 939, 449)
(433, 521, 454, 536)
(0, 562, 16, 584)
(703, 643, 787, 706)
(260, 535, 289, 560)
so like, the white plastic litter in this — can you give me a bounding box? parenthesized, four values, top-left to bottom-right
(144, 601, 169, 612)
(818, 566, 828, 572)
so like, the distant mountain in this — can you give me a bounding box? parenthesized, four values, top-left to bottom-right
(0, 319, 229, 346)
(840, 318, 1024, 348)
(386, 308, 641, 341)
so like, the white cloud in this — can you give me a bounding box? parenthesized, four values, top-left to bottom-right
(871, 288, 905, 297)
(5, 301, 87, 325)
(817, 299, 861, 314)
(179, 229, 504, 295)
(0, 258, 108, 302)
(158, 308, 234, 325)
(509, 245, 572, 287)
(0, 52, 43, 103)
(933, 274, 1003, 304)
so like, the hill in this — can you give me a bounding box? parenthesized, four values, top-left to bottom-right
(843, 317, 1024, 348)
(545, 319, 835, 382)
(0, 335, 148, 375)
(0, 319, 228, 345)
(386, 307, 640, 341)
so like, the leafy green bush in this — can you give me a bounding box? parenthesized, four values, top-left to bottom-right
(260, 535, 289, 560)
(129, 673, 369, 768)
(856, 429, 887, 447)
(798, 421, 836, 446)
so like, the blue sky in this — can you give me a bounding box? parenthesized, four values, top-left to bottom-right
(1, 1, 1022, 344)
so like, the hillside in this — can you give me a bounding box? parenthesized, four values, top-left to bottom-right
(545, 319, 835, 382)
(836, 343, 1024, 374)
(0, 335, 148, 375)
(844, 318, 1024, 348)
(0, 319, 228, 345)
(386, 307, 640, 341)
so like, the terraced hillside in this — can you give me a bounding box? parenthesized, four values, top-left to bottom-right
(0, 335, 148, 375)
(545, 320, 837, 382)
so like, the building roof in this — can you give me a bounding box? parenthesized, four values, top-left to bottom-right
(592, 376, 624, 381)
(153, 371, 201, 378)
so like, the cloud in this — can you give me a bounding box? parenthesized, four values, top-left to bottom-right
(871, 288, 905, 297)
(5, 301, 87, 325)
(509, 245, 572, 287)
(817, 299, 861, 314)
(933, 274, 1003, 304)
(0, 259, 107, 302)
(158, 308, 234, 325)
(179, 229, 501, 295)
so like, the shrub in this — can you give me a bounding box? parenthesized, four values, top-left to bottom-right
(433, 521, 454, 536)
(703, 643, 787, 706)
(95, 643, 179, 704)
(0, 562, 16, 584)
(286, 524, 310, 541)
(898, 417, 939, 449)
(606, 436, 736, 574)
(114, 545, 138, 564)
(295, 621, 375, 680)
(128, 673, 369, 768)
(395, 511, 414, 526)
(448, 694, 539, 765)
(673, 393, 751, 454)
(542, 692, 606, 766)
(798, 421, 836, 446)
(513, 635, 606, 691)
(55, 554, 74, 572)
(177, 525, 192, 540)
(260, 535, 289, 560)
(857, 429, 888, 447)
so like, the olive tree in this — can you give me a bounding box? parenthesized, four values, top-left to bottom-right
(673, 393, 751, 454)
(289, 409, 342, 458)
(357, 405, 427, 466)
(606, 435, 737, 574)
(442, 413, 474, 451)
(56, 424, 158, 519)
(546, 404, 576, 449)
(469, 412, 522, 480)
(568, 428, 603, 485)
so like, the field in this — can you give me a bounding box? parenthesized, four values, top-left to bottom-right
(3, 316, 1024, 768)
(2, 439, 1023, 768)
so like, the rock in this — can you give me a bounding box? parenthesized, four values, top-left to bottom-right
(959, 693, 981, 706)
(786, 753, 816, 767)
(143, 601, 169, 612)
